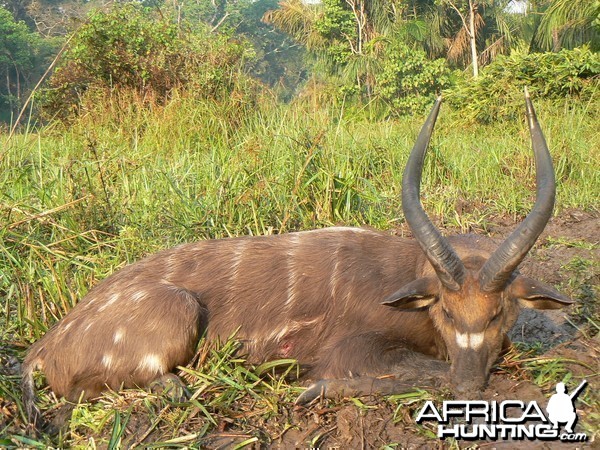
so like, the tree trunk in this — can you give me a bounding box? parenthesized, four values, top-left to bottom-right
(6, 70, 13, 112)
(469, 0, 479, 77)
(552, 28, 560, 52)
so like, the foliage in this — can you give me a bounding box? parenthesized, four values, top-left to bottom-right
(313, 0, 356, 64)
(233, 0, 307, 95)
(39, 3, 256, 121)
(264, 0, 528, 107)
(169, 0, 251, 33)
(266, 0, 388, 100)
(0, 6, 58, 122)
(377, 40, 453, 115)
(532, 0, 600, 52)
(447, 46, 600, 122)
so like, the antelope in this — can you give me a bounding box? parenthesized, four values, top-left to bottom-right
(22, 91, 572, 428)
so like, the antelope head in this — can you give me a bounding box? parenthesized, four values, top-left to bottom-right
(384, 91, 572, 396)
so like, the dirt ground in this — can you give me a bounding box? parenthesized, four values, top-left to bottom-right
(1, 210, 598, 449)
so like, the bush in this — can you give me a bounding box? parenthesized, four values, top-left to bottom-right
(376, 40, 453, 116)
(446, 46, 600, 122)
(39, 3, 257, 121)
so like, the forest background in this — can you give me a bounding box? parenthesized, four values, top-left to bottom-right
(1, 0, 599, 123)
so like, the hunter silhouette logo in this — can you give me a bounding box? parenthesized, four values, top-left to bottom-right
(546, 380, 587, 434)
(416, 379, 589, 442)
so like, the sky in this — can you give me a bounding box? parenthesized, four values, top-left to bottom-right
(506, 0, 529, 14)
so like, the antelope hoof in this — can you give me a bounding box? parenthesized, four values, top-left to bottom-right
(296, 380, 329, 405)
(149, 373, 189, 402)
(296, 378, 365, 404)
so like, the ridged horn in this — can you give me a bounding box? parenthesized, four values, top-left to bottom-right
(479, 88, 556, 292)
(402, 97, 465, 291)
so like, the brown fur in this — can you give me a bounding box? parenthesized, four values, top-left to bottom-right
(25, 228, 430, 396)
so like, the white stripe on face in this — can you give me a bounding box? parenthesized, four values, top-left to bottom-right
(455, 331, 485, 349)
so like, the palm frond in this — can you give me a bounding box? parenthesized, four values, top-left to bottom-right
(263, 0, 326, 49)
(533, 0, 600, 50)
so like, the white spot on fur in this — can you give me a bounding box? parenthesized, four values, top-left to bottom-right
(456, 332, 469, 348)
(131, 290, 148, 303)
(285, 234, 301, 308)
(268, 326, 289, 342)
(138, 354, 165, 374)
(98, 293, 120, 312)
(232, 241, 247, 277)
(164, 253, 179, 279)
(268, 319, 320, 342)
(84, 323, 93, 332)
(330, 245, 342, 300)
(113, 329, 125, 343)
(102, 354, 114, 369)
(469, 332, 485, 349)
(229, 240, 247, 298)
(60, 322, 74, 334)
(456, 331, 485, 349)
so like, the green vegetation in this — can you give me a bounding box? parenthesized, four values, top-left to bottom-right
(0, 0, 598, 446)
(447, 46, 600, 121)
(38, 3, 257, 121)
(0, 6, 59, 122)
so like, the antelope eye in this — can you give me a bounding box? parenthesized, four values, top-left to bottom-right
(489, 310, 502, 325)
(443, 308, 453, 322)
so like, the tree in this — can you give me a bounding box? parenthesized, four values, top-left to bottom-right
(1, 0, 101, 36)
(0, 6, 56, 122)
(266, 0, 523, 84)
(429, 0, 525, 77)
(264, 0, 454, 112)
(223, 0, 307, 93)
(531, 0, 600, 51)
(264, 0, 391, 98)
(441, 0, 481, 76)
(377, 39, 452, 114)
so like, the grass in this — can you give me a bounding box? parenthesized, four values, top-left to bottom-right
(0, 91, 598, 446)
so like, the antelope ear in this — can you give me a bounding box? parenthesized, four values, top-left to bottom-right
(509, 276, 574, 310)
(382, 277, 439, 310)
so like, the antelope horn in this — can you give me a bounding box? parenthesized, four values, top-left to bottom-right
(479, 88, 556, 292)
(402, 97, 465, 291)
